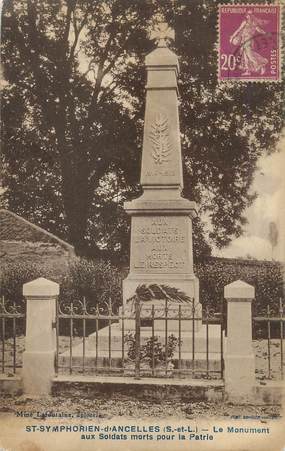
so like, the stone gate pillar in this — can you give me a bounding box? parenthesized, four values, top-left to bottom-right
(224, 280, 255, 402)
(23, 277, 58, 394)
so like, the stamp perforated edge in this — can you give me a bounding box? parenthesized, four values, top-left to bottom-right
(217, 3, 283, 83)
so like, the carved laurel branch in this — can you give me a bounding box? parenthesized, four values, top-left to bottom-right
(149, 113, 172, 165)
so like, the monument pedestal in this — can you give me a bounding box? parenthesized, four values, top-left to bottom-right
(123, 195, 202, 331)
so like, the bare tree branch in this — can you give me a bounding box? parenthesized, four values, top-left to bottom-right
(69, 6, 89, 64)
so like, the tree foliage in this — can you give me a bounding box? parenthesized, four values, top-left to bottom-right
(1, 0, 155, 257)
(172, 0, 284, 248)
(1, 0, 284, 261)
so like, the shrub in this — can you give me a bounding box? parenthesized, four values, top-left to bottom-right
(125, 333, 180, 366)
(0, 257, 122, 312)
(60, 258, 122, 312)
(0, 261, 58, 301)
(194, 257, 283, 315)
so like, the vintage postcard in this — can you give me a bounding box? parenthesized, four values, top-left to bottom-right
(0, 1, 284, 450)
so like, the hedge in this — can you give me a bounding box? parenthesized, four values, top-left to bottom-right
(0, 257, 122, 312)
(195, 257, 284, 315)
(1, 256, 283, 317)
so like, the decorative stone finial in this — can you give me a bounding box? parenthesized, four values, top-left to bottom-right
(224, 280, 255, 300)
(23, 277, 59, 297)
(150, 22, 175, 47)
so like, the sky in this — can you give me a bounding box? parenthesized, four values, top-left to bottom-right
(216, 132, 285, 261)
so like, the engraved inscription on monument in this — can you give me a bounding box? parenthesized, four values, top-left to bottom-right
(131, 216, 190, 274)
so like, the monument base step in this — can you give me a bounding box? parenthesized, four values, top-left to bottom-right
(85, 322, 222, 353)
(59, 322, 222, 373)
(58, 353, 222, 372)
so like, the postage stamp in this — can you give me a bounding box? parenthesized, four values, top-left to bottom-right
(218, 4, 282, 81)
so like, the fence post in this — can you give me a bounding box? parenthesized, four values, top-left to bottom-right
(134, 295, 141, 379)
(224, 280, 255, 402)
(22, 277, 59, 395)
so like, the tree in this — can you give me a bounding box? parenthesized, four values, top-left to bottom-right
(1, 0, 284, 261)
(1, 0, 156, 255)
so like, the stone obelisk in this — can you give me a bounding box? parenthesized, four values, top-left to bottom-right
(123, 23, 199, 307)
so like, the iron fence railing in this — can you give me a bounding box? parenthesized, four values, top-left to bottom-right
(253, 299, 284, 380)
(2, 292, 283, 381)
(55, 297, 224, 379)
(0, 296, 26, 374)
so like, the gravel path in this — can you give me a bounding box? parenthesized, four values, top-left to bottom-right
(0, 393, 282, 420)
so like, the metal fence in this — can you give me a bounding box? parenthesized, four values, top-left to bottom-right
(253, 299, 284, 380)
(0, 296, 25, 374)
(1, 293, 284, 382)
(55, 297, 224, 379)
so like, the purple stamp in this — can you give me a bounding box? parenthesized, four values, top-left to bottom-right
(219, 4, 281, 81)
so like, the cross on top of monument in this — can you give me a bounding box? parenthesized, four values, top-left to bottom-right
(149, 22, 175, 47)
